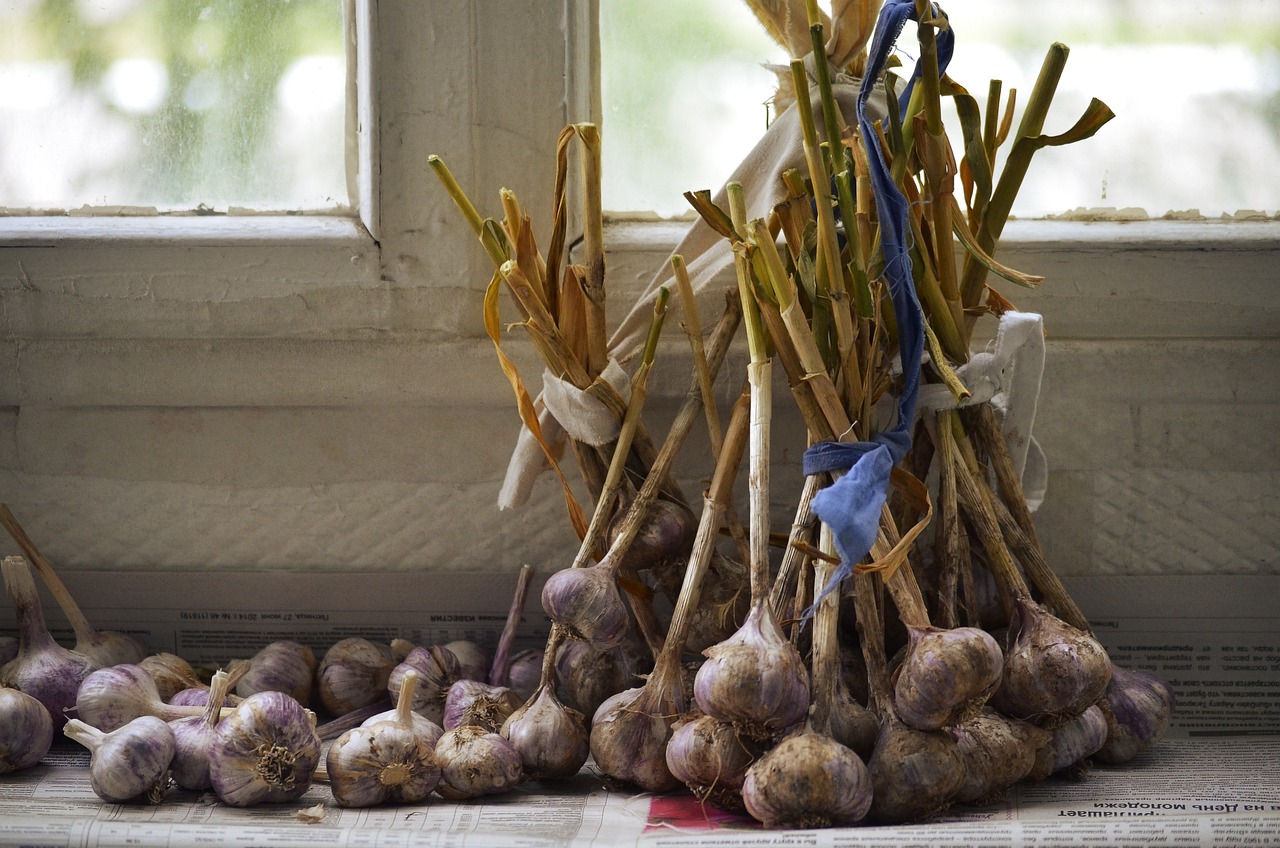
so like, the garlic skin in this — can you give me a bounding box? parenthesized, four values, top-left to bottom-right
(589, 686, 681, 793)
(867, 716, 965, 823)
(442, 679, 523, 733)
(1028, 703, 1109, 780)
(63, 715, 174, 804)
(664, 713, 758, 810)
(742, 730, 872, 828)
(1095, 665, 1175, 764)
(317, 638, 397, 716)
(992, 599, 1112, 728)
(76, 663, 213, 732)
(0, 556, 100, 729)
(894, 626, 1003, 731)
(237, 641, 316, 706)
(387, 646, 461, 726)
(693, 602, 810, 742)
(541, 564, 631, 649)
(434, 725, 524, 800)
(949, 709, 1050, 805)
(140, 653, 205, 703)
(0, 687, 54, 773)
(208, 691, 321, 807)
(501, 684, 589, 780)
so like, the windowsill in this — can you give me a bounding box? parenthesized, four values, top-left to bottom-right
(0, 214, 376, 249)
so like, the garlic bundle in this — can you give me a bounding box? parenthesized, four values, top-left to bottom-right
(949, 708, 1049, 805)
(664, 713, 758, 810)
(208, 690, 321, 806)
(501, 627, 590, 781)
(434, 725, 524, 800)
(236, 640, 317, 706)
(63, 715, 174, 804)
(387, 645, 461, 725)
(168, 669, 234, 791)
(442, 679, 522, 733)
(327, 670, 443, 807)
(0, 687, 54, 773)
(317, 638, 397, 716)
(139, 652, 206, 703)
(76, 663, 220, 732)
(1, 556, 100, 729)
(992, 598, 1112, 728)
(894, 625, 1003, 731)
(1095, 665, 1175, 764)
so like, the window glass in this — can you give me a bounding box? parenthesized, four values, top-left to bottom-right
(601, 0, 1280, 219)
(0, 0, 345, 213)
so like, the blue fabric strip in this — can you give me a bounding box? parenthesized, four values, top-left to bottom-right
(802, 0, 950, 614)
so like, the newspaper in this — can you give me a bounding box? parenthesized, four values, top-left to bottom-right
(1, 575, 1277, 845)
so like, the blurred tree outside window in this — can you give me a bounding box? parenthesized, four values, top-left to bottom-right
(601, 0, 1280, 220)
(0, 0, 346, 213)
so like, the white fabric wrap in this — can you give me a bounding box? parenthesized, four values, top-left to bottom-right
(917, 311, 1048, 511)
(498, 360, 631, 511)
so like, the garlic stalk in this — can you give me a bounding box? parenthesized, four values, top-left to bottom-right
(592, 378, 752, 792)
(1, 556, 100, 729)
(64, 715, 174, 804)
(327, 670, 443, 807)
(488, 564, 535, 688)
(208, 691, 321, 806)
(0, 506, 147, 667)
(0, 687, 54, 773)
(317, 638, 397, 716)
(810, 553, 877, 758)
(168, 669, 234, 791)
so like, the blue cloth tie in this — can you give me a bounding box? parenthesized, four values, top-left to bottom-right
(802, 0, 951, 611)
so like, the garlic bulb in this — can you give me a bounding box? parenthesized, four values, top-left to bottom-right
(0, 687, 54, 773)
(360, 704, 443, 747)
(541, 563, 632, 649)
(742, 730, 873, 828)
(168, 669, 234, 791)
(442, 679, 522, 733)
(894, 626, 1003, 731)
(0, 556, 100, 729)
(607, 496, 697, 572)
(664, 713, 759, 810)
(237, 640, 316, 706)
(317, 638, 396, 716)
(589, 685, 682, 793)
(992, 599, 1112, 728)
(139, 652, 206, 703)
(867, 716, 965, 823)
(692, 601, 810, 742)
(501, 682, 589, 781)
(949, 708, 1049, 805)
(326, 669, 442, 807)
(555, 634, 648, 717)
(76, 663, 217, 732)
(64, 715, 174, 804)
(443, 640, 489, 683)
(1027, 704, 1108, 780)
(1095, 665, 1175, 764)
(387, 645, 461, 726)
(504, 649, 542, 701)
(434, 725, 524, 800)
(208, 691, 321, 806)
